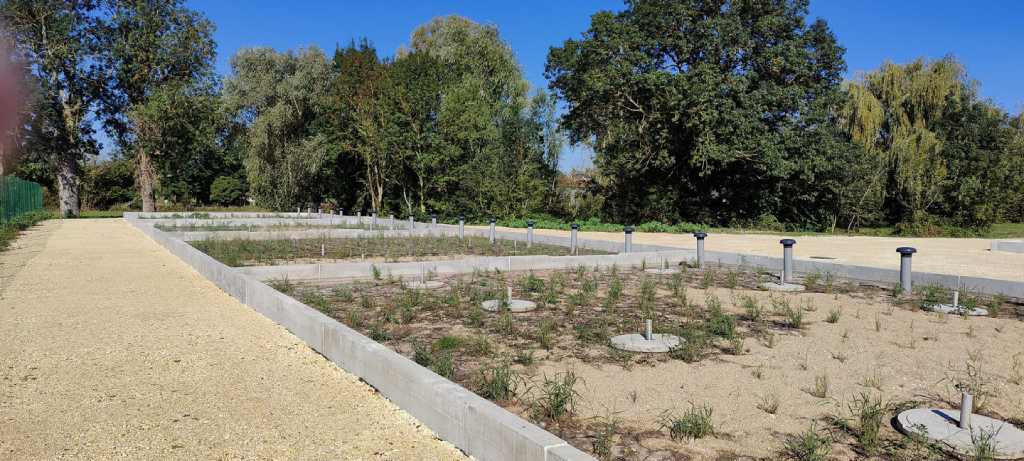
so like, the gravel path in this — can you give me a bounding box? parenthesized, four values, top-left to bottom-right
(0, 219, 467, 460)
(500, 226, 1024, 282)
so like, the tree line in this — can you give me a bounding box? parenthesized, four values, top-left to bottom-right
(4, 0, 1023, 233)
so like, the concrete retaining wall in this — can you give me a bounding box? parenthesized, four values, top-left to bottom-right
(125, 217, 594, 461)
(992, 240, 1024, 253)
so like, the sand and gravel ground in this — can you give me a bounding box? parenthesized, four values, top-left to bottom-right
(536, 285, 1024, 459)
(491, 226, 1024, 282)
(0, 219, 467, 460)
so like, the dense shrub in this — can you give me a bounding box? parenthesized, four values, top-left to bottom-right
(210, 176, 244, 206)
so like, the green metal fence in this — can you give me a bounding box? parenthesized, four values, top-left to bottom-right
(0, 176, 44, 222)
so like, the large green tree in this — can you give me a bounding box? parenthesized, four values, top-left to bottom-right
(223, 47, 333, 210)
(408, 15, 558, 218)
(1, 0, 104, 217)
(98, 0, 217, 211)
(843, 57, 1022, 230)
(547, 0, 856, 227)
(325, 18, 559, 219)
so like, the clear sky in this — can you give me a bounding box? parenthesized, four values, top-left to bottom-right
(187, 0, 1024, 171)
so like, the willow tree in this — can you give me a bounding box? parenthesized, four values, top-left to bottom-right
(841, 58, 970, 226)
(406, 15, 557, 218)
(223, 47, 332, 210)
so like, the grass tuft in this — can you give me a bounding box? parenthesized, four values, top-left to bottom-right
(660, 403, 715, 441)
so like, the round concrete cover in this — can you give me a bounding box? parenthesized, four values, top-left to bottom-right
(610, 333, 683, 353)
(896, 408, 1024, 459)
(927, 303, 989, 316)
(759, 282, 805, 292)
(406, 280, 446, 290)
(481, 299, 537, 313)
(644, 268, 680, 275)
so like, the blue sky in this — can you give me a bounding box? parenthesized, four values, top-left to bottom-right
(187, 0, 1024, 171)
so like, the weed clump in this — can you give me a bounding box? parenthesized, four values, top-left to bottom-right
(757, 392, 780, 414)
(782, 424, 832, 461)
(808, 373, 829, 398)
(848, 392, 889, 454)
(531, 372, 582, 422)
(477, 361, 521, 402)
(660, 403, 714, 441)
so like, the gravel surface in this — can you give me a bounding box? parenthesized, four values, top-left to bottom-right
(0, 219, 467, 460)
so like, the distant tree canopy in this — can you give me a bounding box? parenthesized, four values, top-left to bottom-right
(4, 1, 1022, 232)
(547, 0, 861, 228)
(225, 16, 560, 219)
(546, 0, 1023, 231)
(842, 57, 1024, 230)
(223, 46, 334, 211)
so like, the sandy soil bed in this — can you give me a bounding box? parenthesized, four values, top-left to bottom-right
(0, 219, 465, 460)
(193, 234, 609, 267)
(292, 263, 1024, 460)
(484, 225, 1024, 283)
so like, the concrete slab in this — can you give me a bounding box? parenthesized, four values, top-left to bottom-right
(759, 282, 806, 292)
(644, 268, 680, 275)
(481, 299, 537, 313)
(895, 408, 1024, 459)
(406, 280, 447, 290)
(926, 303, 989, 316)
(610, 333, 682, 353)
(991, 240, 1024, 253)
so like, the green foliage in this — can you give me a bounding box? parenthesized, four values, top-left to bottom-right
(531, 372, 581, 422)
(82, 157, 137, 210)
(546, 0, 857, 228)
(99, 0, 219, 211)
(782, 424, 832, 461)
(843, 57, 1024, 230)
(476, 361, 520, 402)
(323, 17, 559, 218)
(848, 392, 889, 454)
(1, 0, 105, 217)
(660, 404, 715, 441)
(224, 46, 333, 210)
(0, 210, 51, 252)
(209, 176, 244, 206)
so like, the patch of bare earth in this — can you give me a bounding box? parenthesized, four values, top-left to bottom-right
(293, 263, 1024, 459)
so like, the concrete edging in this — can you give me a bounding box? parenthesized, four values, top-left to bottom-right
(124, 215, 594, 461)
(992, 240, 1024, 253)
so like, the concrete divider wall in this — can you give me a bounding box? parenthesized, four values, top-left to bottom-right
(125, 217, 595, 461)
(992, 240, 1024, 253)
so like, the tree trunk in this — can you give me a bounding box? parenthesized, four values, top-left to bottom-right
(137, 149, 156, 212)
(56, 155, 80, 218)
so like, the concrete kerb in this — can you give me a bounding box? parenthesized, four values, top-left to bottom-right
(991, 240, 1024, 253)
(123, 216, 595, 461)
